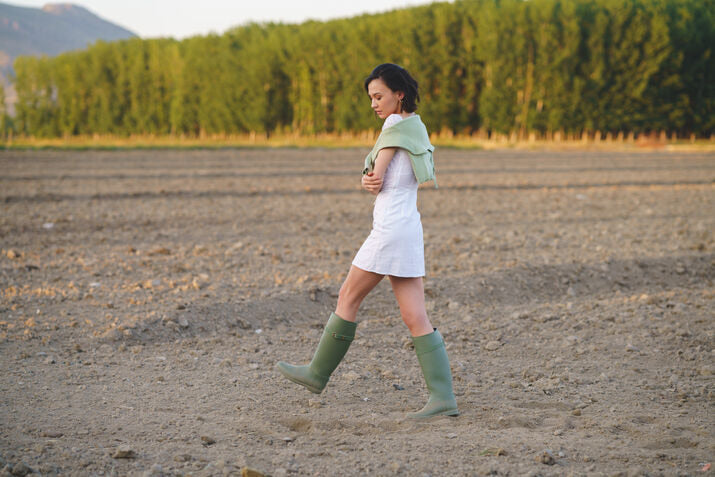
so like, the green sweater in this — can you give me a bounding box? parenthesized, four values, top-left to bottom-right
(362, 114, 437, 188)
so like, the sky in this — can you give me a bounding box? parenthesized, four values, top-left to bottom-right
(8, 0, 444, 38)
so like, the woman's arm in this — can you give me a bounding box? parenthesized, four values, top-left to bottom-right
(362, 147, 397, 195)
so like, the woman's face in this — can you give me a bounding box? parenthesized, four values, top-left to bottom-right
(367, 78, 404, 119)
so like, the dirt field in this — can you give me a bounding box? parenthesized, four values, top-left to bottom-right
(0, 148, 713, 476)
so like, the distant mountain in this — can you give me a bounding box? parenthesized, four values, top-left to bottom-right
(0, 2, 137, 111)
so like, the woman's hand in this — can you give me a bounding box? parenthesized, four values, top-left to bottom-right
(362, 172, 383, 195)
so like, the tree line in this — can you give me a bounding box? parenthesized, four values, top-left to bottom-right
(5, 0, 714, 139)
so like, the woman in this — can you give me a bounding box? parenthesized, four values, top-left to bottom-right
(277, 63, 458, 419)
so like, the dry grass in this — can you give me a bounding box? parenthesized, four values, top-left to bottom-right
(2, 132, 714, 151)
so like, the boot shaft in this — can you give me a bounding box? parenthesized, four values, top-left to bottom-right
(411, 329, 455, 399)
(309, 312, 356, 378)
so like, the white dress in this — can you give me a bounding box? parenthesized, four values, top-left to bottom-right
(352, 113, 425, 277)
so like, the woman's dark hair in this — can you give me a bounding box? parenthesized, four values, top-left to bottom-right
(364, 63, 420, 113)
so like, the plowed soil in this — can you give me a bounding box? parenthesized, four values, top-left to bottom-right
(1, 148, 713, 476)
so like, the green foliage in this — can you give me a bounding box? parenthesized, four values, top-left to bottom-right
(10, 0, 714, 137)
(0, 81, 9, 137)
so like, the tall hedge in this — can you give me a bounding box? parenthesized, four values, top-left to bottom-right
(11, 0, 714, 138)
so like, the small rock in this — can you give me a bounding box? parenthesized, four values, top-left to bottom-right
(234, 317, 252, 329)
(571, 409, 582, 416)
(42, 223, 54, 229)
(485, 341, 501, 351)
(639, 294, 659, 305)
(228, 242, 244, 252)
(553, 429, 563, 436)
(40, 431, 63, 438)
(280, 436, 294, 442)
(241, 468, 265, 477)
(178, 318, 189, 328)
(142, 279, 161, 289)
(6, 249, 19, 259)
(174, 454, 192, 462)
(446, 433, 457, 439)
(625, 343, 640, 353)
(539, 314, 560, 323)
(149, 247, 171, 256)
(200, 435, 216, 446)
(112, 445, 135, 459)
(564, 335, 579, 346)
(381, 369, 397, 380)
(537, 450, 556, 465)
(143, 463, 164, 477)
(480, 448, 506, 456)
(192, 245, 209, 256)
(100, 327, 122, 341)
(392, 384, 404, 391)
(305, 398, 323, 409)
(10, 462, 32, 476)
(343, 371, 361, 382)
(191, 276, 207, 290)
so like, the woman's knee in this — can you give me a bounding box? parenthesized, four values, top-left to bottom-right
(401, 310, 433, 336)
(401, 309, 429, 327)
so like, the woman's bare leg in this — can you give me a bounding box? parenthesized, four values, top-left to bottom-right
(335, 265, 385, 322)
(389, 276, 433, 336)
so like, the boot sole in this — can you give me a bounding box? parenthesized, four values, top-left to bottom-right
(407, 409, 460, 419)
(276, 364, 324, 394)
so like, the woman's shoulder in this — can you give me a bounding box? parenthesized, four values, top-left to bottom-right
(382, 114, 403, 130)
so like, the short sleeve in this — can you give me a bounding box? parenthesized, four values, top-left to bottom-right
(382, 114, 403, 130)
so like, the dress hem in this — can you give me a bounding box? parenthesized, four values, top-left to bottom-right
(351, 262, 425, 278)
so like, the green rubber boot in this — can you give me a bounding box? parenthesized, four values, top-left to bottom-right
(276, 312, 357, 394)
(408, 329, 459, 419)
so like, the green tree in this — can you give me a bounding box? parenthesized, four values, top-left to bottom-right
(8, 0, 713, 138)
(0, 81, 9, 138)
